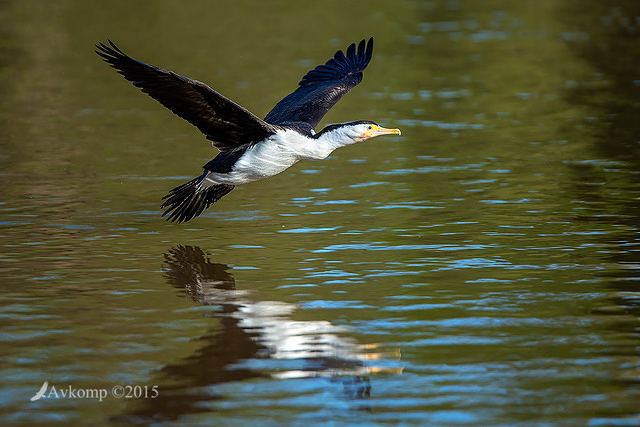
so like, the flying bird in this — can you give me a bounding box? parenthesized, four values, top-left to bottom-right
(96, 38, 401, 222)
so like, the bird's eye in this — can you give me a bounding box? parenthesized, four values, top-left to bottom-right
(367, 126, 372, 130)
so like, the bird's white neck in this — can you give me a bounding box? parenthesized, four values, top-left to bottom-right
(303, 127, 357, 159)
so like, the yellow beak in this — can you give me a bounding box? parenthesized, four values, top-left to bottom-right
(363, 125, 402, 140)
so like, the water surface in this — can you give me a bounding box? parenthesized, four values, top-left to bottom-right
(1, 1, 639, 425)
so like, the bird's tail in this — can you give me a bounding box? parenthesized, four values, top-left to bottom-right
(161, 173, 234, 223)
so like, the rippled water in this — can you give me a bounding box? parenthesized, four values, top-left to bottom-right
(2, 1, 640, 426)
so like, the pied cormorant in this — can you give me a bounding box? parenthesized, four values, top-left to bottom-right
(96, 38, 401, 223)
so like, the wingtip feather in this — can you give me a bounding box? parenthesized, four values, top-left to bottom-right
(297, 37, 376, 87)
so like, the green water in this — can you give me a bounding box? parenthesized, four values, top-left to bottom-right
(1, 1, 639, 425)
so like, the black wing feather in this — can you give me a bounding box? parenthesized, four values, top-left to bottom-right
(96, 41, 278, 152)
(264, 38, 374, 130)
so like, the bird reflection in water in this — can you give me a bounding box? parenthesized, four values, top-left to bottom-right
(113, 245, 400, 423)
(165, 245, 400, 380)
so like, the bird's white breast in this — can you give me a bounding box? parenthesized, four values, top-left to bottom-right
(206, 130, 333, 185)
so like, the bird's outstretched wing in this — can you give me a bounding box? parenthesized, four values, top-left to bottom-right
(96, 41, 278, 152)
(264, 38, 373, 131)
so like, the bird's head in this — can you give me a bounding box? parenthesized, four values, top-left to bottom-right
(316, 120, 401, 148)
(350, 120, 402, 142)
